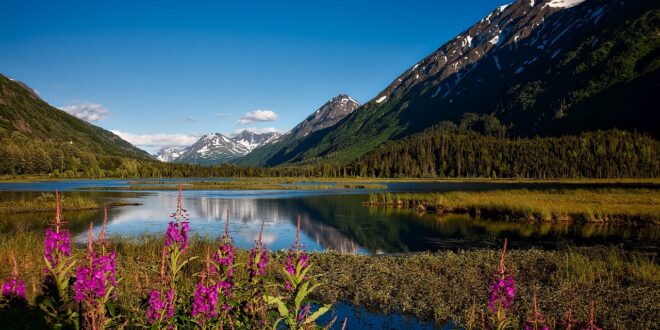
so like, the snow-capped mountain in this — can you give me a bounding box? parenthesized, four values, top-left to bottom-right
(153, 146, 185, 162)
(232, 130, 281, 151)
(286, 94, 360, 139)
(173, 131, 281, 165)
(235, 94, 361, 166)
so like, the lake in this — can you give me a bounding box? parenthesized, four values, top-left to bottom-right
(0, 179, 658, 254)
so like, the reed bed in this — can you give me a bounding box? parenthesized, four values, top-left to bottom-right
(0, 232, 658, 328)
(0, 193, 139, 214)
(367, 189, 660, 224)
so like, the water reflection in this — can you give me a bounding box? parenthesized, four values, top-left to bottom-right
(0, 185, 658, 254)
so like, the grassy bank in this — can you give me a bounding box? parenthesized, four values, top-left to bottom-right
(0, 233, 657, 328)
(367, 189, 660, 224)
(113, 180, 387, 190)
(0, 193, 140, 214)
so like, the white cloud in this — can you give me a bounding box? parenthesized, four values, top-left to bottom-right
(59, 103, 110, 122)
(238, 110, 278, 124)
(231, 127, 283, 136)
(110, 130, 200, 149)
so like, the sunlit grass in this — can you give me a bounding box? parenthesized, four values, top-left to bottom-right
(368, 188, 660, 223)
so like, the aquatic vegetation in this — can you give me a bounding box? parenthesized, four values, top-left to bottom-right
(367, 189, 660, 224)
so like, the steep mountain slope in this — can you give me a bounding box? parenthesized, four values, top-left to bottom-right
(0, 74, 152, 159)
(174, 131, 281, 165)
(256, 0, 660, 166)
(236, 94, 360, 166)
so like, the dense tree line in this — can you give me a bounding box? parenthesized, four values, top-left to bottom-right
(345, 122, 659, 178)
(1, 124, 658, 179)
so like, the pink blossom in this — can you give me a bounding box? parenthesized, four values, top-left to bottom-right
(1, 277, 26, 300)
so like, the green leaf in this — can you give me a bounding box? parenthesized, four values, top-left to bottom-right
(304, 304, 332, 324)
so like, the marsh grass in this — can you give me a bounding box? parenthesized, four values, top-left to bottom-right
(111, 180, 387, 191)
(367, 189, 660, 224)
(0, 232, 658, 329)
(0, 193, 139, 214)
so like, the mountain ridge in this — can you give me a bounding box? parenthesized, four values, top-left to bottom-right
(0, 74, 152, 161)
(171, 130, 281, 165)
(246, 0, 659, 166)
(236, 94, 360, 166)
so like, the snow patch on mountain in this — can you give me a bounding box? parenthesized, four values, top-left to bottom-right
(545, 0, 586, 9)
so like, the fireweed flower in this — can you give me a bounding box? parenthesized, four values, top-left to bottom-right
(285, 216, 310, 291)
(165, 183, 190, 254)
(1, 278, 27, 300)
(73, 252, 117, 303)
(488, 275, 515, 312)
(248, 221, 269, 282)
(213, 211, 235, 297)
(44, 193, 72, 271)
(191, 282, 219, 322)
(2, 251, 26, 301)
(165, 220, 190, 252)
(486, 239, 515, 329)
(44, 229, 72, 268)
(147, 289, 175, 324)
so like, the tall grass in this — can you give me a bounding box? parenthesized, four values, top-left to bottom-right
(367, 188, 660, 224)
(0, 193, 99, 213)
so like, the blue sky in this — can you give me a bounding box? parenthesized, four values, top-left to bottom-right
(0, 0, 509, 152)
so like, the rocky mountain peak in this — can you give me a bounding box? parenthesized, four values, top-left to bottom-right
(287, 94, 360, 139)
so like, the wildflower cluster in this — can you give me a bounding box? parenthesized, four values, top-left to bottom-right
(38, 191, 78, 327)
(146, 288, 174, 324)
(191, 249, 219, 326)
(1, 251, 27, 302)
(147, 184, 194, 327)
(73, 214, 119, 329)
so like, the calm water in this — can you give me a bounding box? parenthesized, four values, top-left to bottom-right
(0, 179, 658, 253)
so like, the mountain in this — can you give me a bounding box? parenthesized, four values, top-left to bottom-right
(287, 94, 360, 140)
(0, 74, 152, 160)
(232, 130, 281, 151)
(246, 0, 659, 166)
(173, 131, 281, 165)
(153, 146, 185, 162)
(236, 94, 360, 166)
